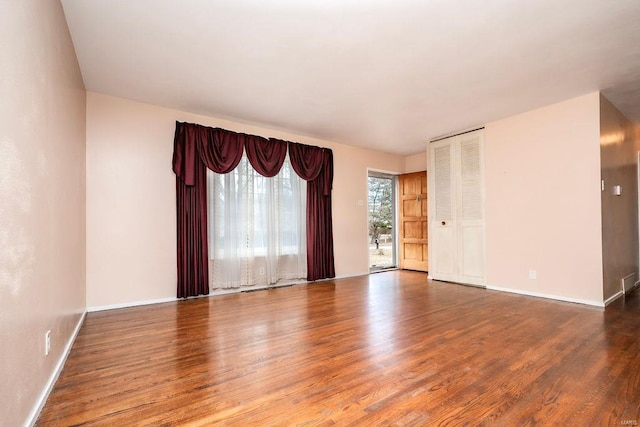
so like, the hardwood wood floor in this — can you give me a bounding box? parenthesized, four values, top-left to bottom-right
(37, 271, 640, 426)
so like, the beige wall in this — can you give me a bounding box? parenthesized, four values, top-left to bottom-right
(404, 151, 427, 173)
(86, 92, 406, 308)
(600, 95, 640, 301)
(0, 1, 86, 425)
(484, 93, 604, 304)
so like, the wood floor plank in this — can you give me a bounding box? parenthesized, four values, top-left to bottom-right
(36, 271, 640, 426)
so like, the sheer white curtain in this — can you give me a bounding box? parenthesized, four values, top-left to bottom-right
(207, 154, 307, 289)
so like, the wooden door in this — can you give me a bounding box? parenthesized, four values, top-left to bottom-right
(398, 171, 428, 271)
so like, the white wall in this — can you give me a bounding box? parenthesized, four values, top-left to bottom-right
(0, 1, 86, 425)
(86, 92, 407, 309)
(484, 92, 604, 305)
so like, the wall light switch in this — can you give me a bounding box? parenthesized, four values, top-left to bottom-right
(45, 330, 51, 356)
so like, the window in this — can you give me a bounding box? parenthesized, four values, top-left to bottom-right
(207, 154, 307, 289)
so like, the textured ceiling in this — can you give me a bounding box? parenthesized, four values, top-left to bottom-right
(61, 0, 640, 155)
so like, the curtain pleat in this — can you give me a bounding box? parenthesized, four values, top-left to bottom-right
(246, 136, 287, 177)
(198, 128, 244, 173)
(172, 122, 335, 298)
(288, 141, 324, 181)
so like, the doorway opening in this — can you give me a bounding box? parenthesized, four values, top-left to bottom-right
(368, 172, 397, 272)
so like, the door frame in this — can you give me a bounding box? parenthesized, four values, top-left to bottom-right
(367, 168, 400, 272)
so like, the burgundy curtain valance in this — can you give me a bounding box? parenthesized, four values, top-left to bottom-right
(246, 136, 287, 177)
(199, 128, 244, 174)
(287, 141, 333, 196)
(172, 123, 293, 181)
(288, 141, 323, 181)
(172, 123, 197, 186)
(172, 121, 335, 297)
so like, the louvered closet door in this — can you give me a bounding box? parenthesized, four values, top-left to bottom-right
(429, 139, 457, 282)
(456, 132, 485, 286)
(428, 129, 486, 286)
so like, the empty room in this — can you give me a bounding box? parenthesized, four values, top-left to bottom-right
(3, 0, 640, 425)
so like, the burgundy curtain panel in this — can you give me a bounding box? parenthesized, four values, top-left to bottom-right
(172, 122, 335, 298)
(172, 123, 210, 298)
(287, 141, 336, 281)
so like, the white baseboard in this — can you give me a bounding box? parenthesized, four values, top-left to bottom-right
(88, 296, 178, 312)
(213, 275, 355, 295)
(627, 280, 640, 295)
(604, 290, 624, 306)
(26, 310, 86, 427)
(486, 285, 604, 308)
(87, 274, 370, 312)
(324, 273, 362, 280)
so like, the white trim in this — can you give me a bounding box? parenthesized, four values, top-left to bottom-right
(486, 285, 605, 308)
(87, 271, 399, 313)
(236, 280, 310, 294)
(604, 290, 624, 306)
(333, 272, 368, 280)
(366, 166, 403, 176)
(26, 311, 86, 427)
(86, 275, 361, 312)
(88, 296, 177, 312)
(210, 288, 246, 296)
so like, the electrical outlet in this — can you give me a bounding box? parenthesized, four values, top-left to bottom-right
(45, 330, 51, 356)
(529, 270, 537, 280)
(259, 267, 265, 276)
